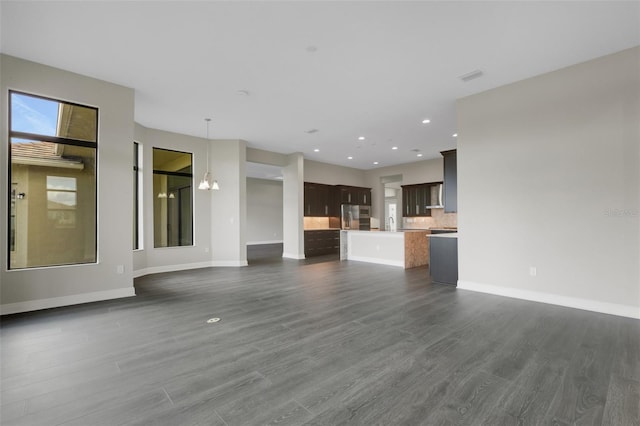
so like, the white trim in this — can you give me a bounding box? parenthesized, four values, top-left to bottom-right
(133, 260, 248, 278)
(211, 260, 248, 267)
(282, 252, 305, 260)
(133, 261, 211, 277)
(0, 287, 135, 315)
(247, 240, 283, 246)
(346, 256, 404, 268)
(457, 280, 640, 320)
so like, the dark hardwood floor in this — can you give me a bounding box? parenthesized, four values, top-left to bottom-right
(1, 249, 638, 425)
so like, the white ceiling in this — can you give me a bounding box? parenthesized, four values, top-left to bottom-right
(2, 1, 638, 170)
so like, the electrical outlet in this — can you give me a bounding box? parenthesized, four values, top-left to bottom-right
(116, 265, 124, 274)
(529, 266, 537, 277)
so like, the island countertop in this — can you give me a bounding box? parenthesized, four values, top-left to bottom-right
(340, 229, 430, 268)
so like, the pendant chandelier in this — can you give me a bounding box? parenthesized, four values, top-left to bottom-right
(198, 118, 219, 191)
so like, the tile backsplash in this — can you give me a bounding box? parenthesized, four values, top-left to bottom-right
(401, 210, 457, 230)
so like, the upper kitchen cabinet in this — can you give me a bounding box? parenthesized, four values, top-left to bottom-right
(401, 182, 442, 217)
(304, 182, 333, 217)
(336, 185, 371, 206)
(441, 149, 457, 213)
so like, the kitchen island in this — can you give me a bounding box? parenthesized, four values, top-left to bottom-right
(340, 230, 430, 269)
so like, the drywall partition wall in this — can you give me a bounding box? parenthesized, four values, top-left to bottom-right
(132, 125, 215, 276)
(247, 147, 288, 167)
(247, 178, 283, 244)
(363, 158, 443, 223)
(304, 160, 366, 186)
(283, 153, 305, 259)
(209, 139, 247, 266)
(0, 54, 135, 314)
(457, 47, 640, 319)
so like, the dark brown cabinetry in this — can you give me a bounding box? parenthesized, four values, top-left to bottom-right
(304, 183, 371, 217)
(336, 185, 371, 206)
(304, 182, 334, 217)
(401, 182, 442, 217)
(304, 230, 340, 257)
(441, 149, 457, 213)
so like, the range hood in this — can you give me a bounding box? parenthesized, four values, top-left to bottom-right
(425, 183, 444, 209)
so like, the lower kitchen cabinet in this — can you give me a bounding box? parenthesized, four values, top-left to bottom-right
(428, 234, 458, 285)
(304, 230, 340, 257)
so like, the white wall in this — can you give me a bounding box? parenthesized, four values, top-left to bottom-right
(132, 125, 216, 275)
(0, 54, 136, 313)
(457, 47, 640, 319)
(304, 160, 366, 186)
(247, 178, 283, 244)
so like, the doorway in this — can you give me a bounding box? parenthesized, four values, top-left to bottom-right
(381, 174, 402, 231)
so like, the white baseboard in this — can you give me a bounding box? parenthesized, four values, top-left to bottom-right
(211, 260, 248, 267)
(282, 252, 305, 260)
(347, 255, 404, 268)
(134, 260, 248, 278)
(457, 280, 640, 320)
(133, 261, 213, 278)
(0, 287, 136, 315)
(247, 240, 283, 246)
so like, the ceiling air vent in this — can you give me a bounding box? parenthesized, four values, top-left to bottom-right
(459, 70, 484, 82)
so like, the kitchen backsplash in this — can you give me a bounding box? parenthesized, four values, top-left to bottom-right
(401, 210, 458, 230)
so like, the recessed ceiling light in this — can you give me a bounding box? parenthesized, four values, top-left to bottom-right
(373, 161, 379, 165)
(452, 133, 458, 138)
(305, 129, 319, 134)
(347, 156, 353, 160)
(422, 119, 431, 124)
(358, 136, 365, 140)
(392, 146, 398, 150)
(236, 90, 250, 96)
(313, 148, 319, 152)
(417, 154, 423, 157)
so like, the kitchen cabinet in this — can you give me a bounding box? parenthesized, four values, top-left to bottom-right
(428, 233, 458, 285)
(304, 230, 340, 257)
(401, 182, 442, 217)
(304, 182, 333, 216)
(336, 185, 371, 206)
(441, 149, 457, 213)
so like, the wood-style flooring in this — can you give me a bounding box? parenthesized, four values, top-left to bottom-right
(1, 244, 639, 425)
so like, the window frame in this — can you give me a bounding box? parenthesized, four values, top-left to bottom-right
(152, 147, 194, 248)
(7, 90, 99, 270)
(133, 141, 143, 250)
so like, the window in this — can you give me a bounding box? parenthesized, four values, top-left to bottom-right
(133, 142, 142, 250)
(8, 91, 98, 269)
(152, 148, 193, 247)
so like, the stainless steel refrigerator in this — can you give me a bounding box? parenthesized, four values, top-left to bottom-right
(341, 204, 371, 230)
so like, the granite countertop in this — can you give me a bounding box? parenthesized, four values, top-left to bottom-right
(427, 232, 458, 238)
(304, 228, 341, 231)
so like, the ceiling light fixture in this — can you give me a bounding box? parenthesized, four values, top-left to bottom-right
(417, 154, 423, 157)
(422, 119, 431, 124)
(358, 136, 365, 140)
(373, 161, 379, 165)
(314, 148, 319, 152)
(347, 156, 353, 160)
(452, 133, 458, 138)
(198, 118, 219, 191)
(392, 146, 398, 150)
